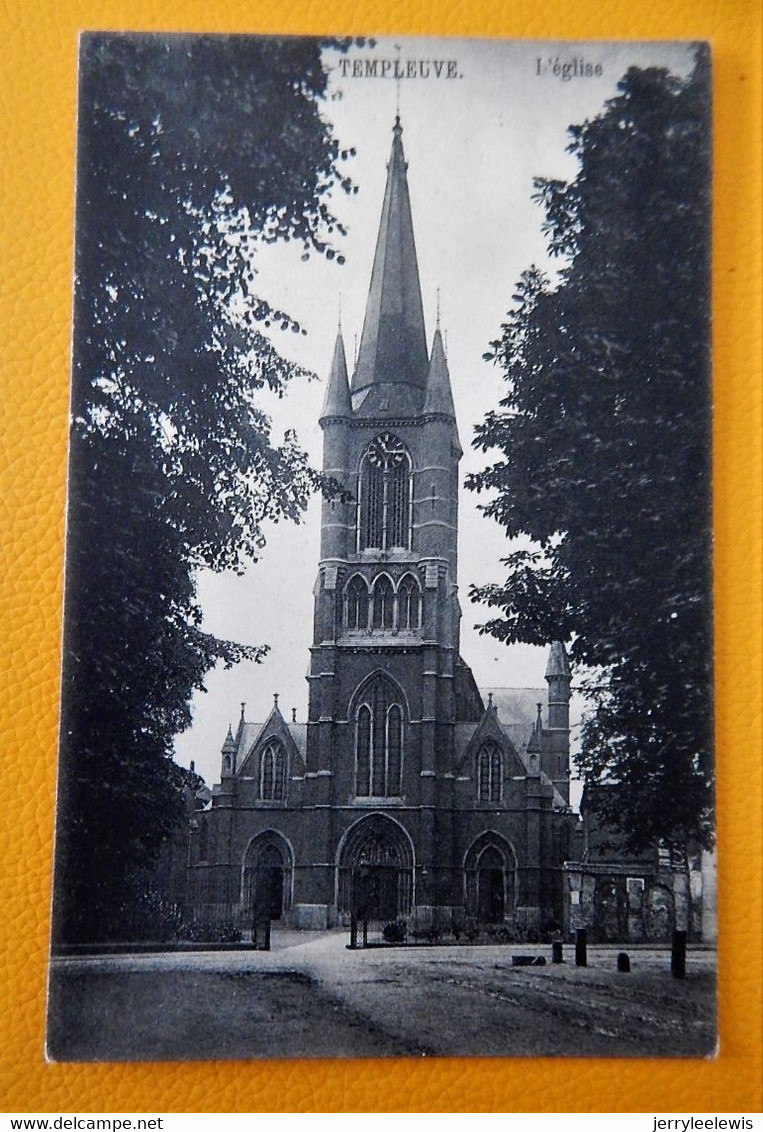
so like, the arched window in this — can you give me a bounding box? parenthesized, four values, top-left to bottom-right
(387, 704, 402, 796)
(357, 434, 411, 551)
(356, 705, 371, 797)
(477, 743, 502, 803)
(346, 575, 369, 632)
(372, 575, 394, 630)
(198, 816, 209, 861)
(355, 677, 405, 798)
(397, 574, 421, 630)
(260, 741, 286, 802)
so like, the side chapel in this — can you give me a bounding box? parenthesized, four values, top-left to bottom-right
(186, 118, 578, 932)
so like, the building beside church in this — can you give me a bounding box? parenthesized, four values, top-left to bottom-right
(186, 117, 578, 934)
(563, 787, 715, 945)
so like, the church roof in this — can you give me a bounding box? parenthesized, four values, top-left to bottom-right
(351, 116, 429, 397)
(235, 718, 308, 766)
(236, 721, 261, 756)
(351, 381, 424, 418)
(482, 686, 545, 753)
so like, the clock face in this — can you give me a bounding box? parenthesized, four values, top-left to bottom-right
(367, 433, 407, 469)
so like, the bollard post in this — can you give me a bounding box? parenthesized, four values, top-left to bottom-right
(575, 928, 587, 967)
(671, 929, 687, 978)
(254, 916, 271, 951)
(552, 940, 564, 964)
(349, 910, 358, 950)
(617, 951, 631, 973)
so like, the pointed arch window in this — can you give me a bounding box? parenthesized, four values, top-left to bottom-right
(355, 677, 405, 798)
(357, 434, 412, 551)
(397, 574, 421, 630)
(260, 741, 286, 802)
(372, 575, 394, 630)
(346, 575, 369, 632)
(477, 743, 502, 804)
(356, 706, 371, 796)
(387, 704, 403, 796)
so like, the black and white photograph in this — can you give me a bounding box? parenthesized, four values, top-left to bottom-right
(47, 32, 715, 1062)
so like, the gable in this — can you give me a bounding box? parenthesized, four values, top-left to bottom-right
(237, 716, 306, 778)
(454, 712, 527, 779)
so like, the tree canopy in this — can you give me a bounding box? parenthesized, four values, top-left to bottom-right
(468, 54, 713, 851)
(55, 34, 352, 942)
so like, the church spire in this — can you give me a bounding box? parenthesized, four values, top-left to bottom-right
(352, 117, 428, 396)
(320, 328, 352, 419)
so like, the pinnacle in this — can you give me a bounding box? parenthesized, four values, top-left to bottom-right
(423, 328, 457, 419)
(321, 330, 352, 419)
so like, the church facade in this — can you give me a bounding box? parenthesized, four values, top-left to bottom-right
(186, 119, 577, 934)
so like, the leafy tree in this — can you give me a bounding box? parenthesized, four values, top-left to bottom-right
(55, 34, 353, 943)
(468, 54, 712, 851)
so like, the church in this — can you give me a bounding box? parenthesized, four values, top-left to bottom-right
(186, 118, 578, 934)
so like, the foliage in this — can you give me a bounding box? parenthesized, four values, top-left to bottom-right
(468, 54, 713, 851)
(55, 34, 352, 943)
(117, 889, 243, 944)
(382, 920, 408, 943)
(181, 915, 243, 945)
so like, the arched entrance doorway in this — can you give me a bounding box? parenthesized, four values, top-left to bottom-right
(337, 814, 414, 922)
(464, 833, 516, 925)
(242, 831, 293, 922)
(477, 845, 505, 923)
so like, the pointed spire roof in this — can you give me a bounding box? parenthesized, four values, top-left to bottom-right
(320, 330, 352, 419)
(352, 117, 428, 396)
(424, 328, 457, 417)
(527, 704, 543, 753)
(234, 702, 246, 746)
(545, 641, 571, 679)
(221, 725, 236, 756)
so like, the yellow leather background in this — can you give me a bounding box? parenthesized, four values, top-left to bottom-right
(1, 0, 760, 1114)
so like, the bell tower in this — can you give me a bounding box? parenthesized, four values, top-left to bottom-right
(298, 117, 470, 926)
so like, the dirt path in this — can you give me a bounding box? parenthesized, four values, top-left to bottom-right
(47, 936, 716, 1061)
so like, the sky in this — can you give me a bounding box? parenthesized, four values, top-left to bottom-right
(173, 36, 697, 790)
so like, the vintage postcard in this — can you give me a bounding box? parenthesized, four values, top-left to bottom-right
(47, 33, 715, 1061)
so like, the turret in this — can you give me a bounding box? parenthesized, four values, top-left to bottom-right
(220, 725, 236, 778)
(545, 641, 571, 731)
(423, 326, 458, 426)
(320, 329, 352, 422)
(319, 329, 353, 562)
(544, 641, 571, 803)
(417, 326, 461, 573)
